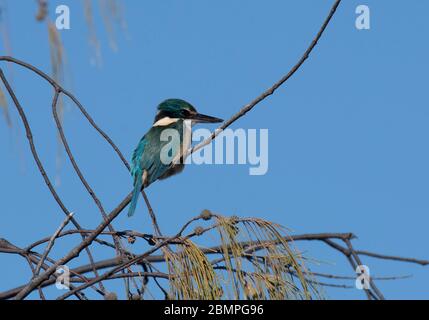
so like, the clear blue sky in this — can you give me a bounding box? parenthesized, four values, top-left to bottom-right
(1, 1, 428, 299)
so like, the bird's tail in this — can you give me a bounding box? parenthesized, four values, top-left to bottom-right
(128, 173, 143, 217)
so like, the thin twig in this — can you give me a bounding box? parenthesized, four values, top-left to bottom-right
(52, 89, 124, 257)
(34, 212, 74, 276)
(0, 68, 103, 292)
(2, 227, 427, 299)
(344, 239, 385, 300)
(24, 255, 46, 300)
(356, 250, 429, 266)
(54, 212, 207, 300)
(187, 0, 342, 157)
(13, 192, 133, 299)
(5, 1, 417, 302)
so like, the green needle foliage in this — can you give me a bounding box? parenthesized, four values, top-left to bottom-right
(162, 214, 321, 300)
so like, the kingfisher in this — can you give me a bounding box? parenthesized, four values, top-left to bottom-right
(128, 99, 223, 217)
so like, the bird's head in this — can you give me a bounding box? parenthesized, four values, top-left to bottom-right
(154, 99, 223, 125)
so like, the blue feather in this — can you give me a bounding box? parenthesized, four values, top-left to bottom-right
(127, 121, 184, 217)
(128, 138, 146, 217)
(128, 170, 142, 217)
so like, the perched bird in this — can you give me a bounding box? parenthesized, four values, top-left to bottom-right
(128, 99, 223, 217)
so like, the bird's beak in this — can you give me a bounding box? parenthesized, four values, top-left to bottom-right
(190, 112, 223, 123)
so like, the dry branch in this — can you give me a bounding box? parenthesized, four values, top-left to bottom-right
(1, 0, 428, 301)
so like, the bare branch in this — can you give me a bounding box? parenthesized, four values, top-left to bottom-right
(34, 212, 74, 276)
(0, 68, 103, 290)
(189, 0, 342, 156)
(2, 0, 427, 301)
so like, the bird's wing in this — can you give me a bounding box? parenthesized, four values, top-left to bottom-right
(131, 137, 146, 179)
(135, 125, 181, 186)
(128, 137, 147, 217)
(128, 124, 182, 217)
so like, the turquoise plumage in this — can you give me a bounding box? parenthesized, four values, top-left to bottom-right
(129, 138, 146, 217)
(127, 99, 223, 217)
